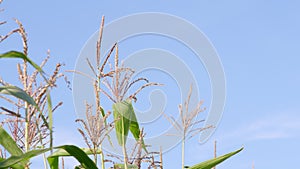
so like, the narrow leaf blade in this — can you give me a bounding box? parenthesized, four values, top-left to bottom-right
(114, 163, 138, 169)
(0, 85, 37, 107)
(0, 126, 27, 168)
(0, 51, 43, 73)
(48, 145, 98, 169)
(0, 148, 50, 168)
(188, 147, 243, 169)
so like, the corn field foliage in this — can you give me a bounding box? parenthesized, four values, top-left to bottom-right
(0, 13, 242, 169)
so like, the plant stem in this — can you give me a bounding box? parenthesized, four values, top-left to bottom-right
(24, 102, 30, 169)
(181, 134, 185, 169)
(100, 144, 105, 169)
(93, 146, 97, 166)
(122, 144, 128, 169)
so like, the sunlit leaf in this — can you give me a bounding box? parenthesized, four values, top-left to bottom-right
(0, 51, 43, 73)
(188, 147, 243, 169)
(114, 163, 138, 169)
(47, 145, 98, 169)
(0, 126, 27, 169)
(113, 100, 131, 146)
(0, 148, 50, 168)
(0, 145, 97, 169)
(113, 99, 147, 152)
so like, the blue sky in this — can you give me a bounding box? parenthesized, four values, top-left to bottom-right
(1, 1, 300, 169)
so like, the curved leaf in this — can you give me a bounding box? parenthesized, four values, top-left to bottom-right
(0, 148, 50, 168)
(47, 147, 101, 169)
(0, 145, 97, 169)
(47, 145, 98, 169)
(0, 51, 43, 73)
(0, 85, 37, 107)
(188, 147, 243, 169)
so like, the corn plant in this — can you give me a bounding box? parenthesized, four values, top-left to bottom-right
(0, 7, 244, 169)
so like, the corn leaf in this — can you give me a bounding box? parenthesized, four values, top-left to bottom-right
(114, 163, 138, 169)
(113, 99, 147, 152)
(0, 145, 97, 169)
(0, 126, 27, 169)
(0, 85, 37, 107)
(0, 148, 50, 168)
(47, 147, 101, 169)
(113, 100, 131, 146)
(0, 126, 23, 156)
(188, 147, 243, 169)
(127, 100, 147, 153)
(49, 148, 101, 157)
(0, 51, 43, 73)
(46, 90, 53, 152)
(47, 145, 98, 169)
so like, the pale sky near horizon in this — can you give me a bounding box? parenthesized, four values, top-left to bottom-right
(1, 1, 300, 169)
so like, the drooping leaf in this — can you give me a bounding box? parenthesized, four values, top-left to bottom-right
(0, 85, 49, 131)
(49, 148, 101, 157)
(188, 147, 243, 169)
(0, 85, 37, 107)
(47, 145, 98, 169)
(0, 51, 48, 82)
(0, 148, 50, 168)
(114, 163, 138, 169)
(47, 148, 101, 169)
(0, 51, 43, 73)
(0, 145, 97, 169)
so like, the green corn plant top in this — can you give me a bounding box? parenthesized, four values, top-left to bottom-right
(113, 98, 147, 152)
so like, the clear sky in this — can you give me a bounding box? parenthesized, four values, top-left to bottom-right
(1, 1, 300, 169)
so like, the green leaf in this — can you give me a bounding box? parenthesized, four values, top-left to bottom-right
(0, 85, 37, 107)
(0, 157, 23, 169)
(0, 51, 43, 73)
(49, 148, 101, 157)
(113, 100, 132, 146)
(47, 148, 101, 169)
(0, 126, 27, 169)
(0, 85, 49, 131)
(47, 90, 53, 152)
(188, 147, 243, 169)
(47, 145, 98, 169)
(114, 163, 138, 169)
(113, 99, 147, 152)
(127, 100, 147, 153)
(0, 51, 48, 83)
(0, 126, 23, 156)
(0, 145, 97, 169)
(0, 85, 50, 132)
(0, 148, 50, 168)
